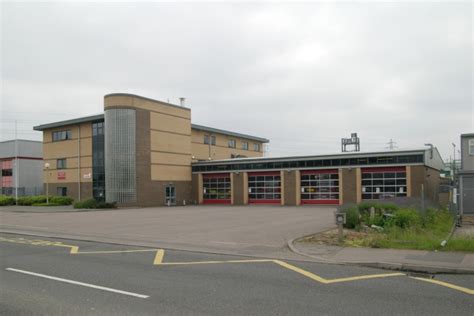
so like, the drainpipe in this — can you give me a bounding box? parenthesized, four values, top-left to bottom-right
(78, 125, 81, 201)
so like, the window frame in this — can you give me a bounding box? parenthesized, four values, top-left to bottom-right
(253, 143, 260, 152)
(56, 158, 67, 170)
(204, 135, 210, 145)
(242, 141, 249, 150)
(52, 130, 72, 142)
(228, 139, 236, 148)
(469, 139, 474, 155)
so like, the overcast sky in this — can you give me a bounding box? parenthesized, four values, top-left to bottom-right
(1, 1, 472, 160)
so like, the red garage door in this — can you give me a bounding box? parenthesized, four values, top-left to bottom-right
(203, 173, 231, 204)
(300, 169, 339, 205)
(248, 171, 281, 204)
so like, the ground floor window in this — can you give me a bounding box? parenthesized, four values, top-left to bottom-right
(203, 173, 231, 204)
(248, 172, 281, 203)
(301, 170, 339, 204)
(361, 167, 407, 200)
(56, 187, 67, 196)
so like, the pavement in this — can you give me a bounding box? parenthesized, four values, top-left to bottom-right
(1, 205, 472, 274)
(1, 233, 473, 315)
(290, 238, 474, 274)
(0, 205, 335, 260)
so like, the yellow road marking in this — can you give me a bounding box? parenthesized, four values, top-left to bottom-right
(76, 249, 159, 254)
(2, 235, 472, 295)
(154, 249, 165, 265)
(411, 277, 474, 296)
(158, 259, 273, 266)
(273, 260, 405, 284)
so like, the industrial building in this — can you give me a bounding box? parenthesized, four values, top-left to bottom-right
(33, 93, 444, 207)
(458, 133, 474, 219)
(0, 139, 43, 196)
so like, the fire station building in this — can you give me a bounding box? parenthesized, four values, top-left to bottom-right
(33, 93, 444, 207)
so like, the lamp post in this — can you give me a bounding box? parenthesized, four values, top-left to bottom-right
(44, 163, 50, 204)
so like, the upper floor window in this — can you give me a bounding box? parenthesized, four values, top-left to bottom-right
(242, 142, 249, 150)
(92, 122, 104, 136)
(52, 130, 72, 142)
(470, 139, 474, 155)
(57, 158, 67, 169)
(204, 135, 209, 144)
(253, 143, 260, 152)
(211, 135, 216, 145)
(228, 139, 236, 148)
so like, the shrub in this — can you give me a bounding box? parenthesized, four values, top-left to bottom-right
(96, 201, 117, 209)
(32, 202, 61, 206)
(358, 201, 381, 213)
(49, 196, 74, 205)
(0, 195, 16, 206)
(343, 206, 361, 229)
(74, 198, 97, 209)
(392, 208, 421, 229)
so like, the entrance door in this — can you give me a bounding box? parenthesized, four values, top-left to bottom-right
(165, 185, 176, 206)
(462, 176, 474, 214)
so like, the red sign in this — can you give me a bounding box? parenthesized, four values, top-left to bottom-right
(57, 171, 66, 180)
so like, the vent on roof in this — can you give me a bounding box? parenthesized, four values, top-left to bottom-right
(179, 97, 186, 107)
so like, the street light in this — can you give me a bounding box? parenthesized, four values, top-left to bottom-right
(44, 163, 50, 204)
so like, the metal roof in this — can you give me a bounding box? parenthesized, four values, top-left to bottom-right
(190, 124, 269, 143)
(32, 114, 269, 143)
(33, 114, 105, 131)
(192, 148, 430, 166)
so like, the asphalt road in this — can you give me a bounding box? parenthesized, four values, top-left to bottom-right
(1, 233, 473, 315)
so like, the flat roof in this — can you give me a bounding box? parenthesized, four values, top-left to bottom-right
(192, 148, 429, 165)
(191, 124, 269, 143)
(33, 114, 104, 131)
(461, 133, 474, 138)
(32, 113, 269, 142)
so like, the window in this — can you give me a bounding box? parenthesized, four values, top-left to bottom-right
(361, 168, 407, 200)
(242, 142, 249, 150)
(57, 187, 67, 196)
(2, 169, 12, 177)
(228, 139, 236, 148)
(92, 122, 104, 136)
(52, 130, 72, 142)
(253, 143, 260, 152)
(57, 159, 67, 169)
(469, 139, 474, 155)
(204, 135, 216, 145)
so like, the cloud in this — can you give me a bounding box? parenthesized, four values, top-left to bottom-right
(1, 1, 472, 159)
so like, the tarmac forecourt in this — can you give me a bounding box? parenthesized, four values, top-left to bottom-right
(0, 236, 473, 296)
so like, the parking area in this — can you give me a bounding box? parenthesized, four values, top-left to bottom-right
(0, 205, 335, 256)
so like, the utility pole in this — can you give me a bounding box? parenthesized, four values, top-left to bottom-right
(452, 143, 456, 177)
(386, 138, 397, 150)
(14, 120, 18, 204)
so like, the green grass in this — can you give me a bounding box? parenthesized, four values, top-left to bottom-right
(346, 206, 474, 252)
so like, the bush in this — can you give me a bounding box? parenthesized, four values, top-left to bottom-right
(74, 199, 116, 209)
(96, 201, 117, 209)
(343, 206, 361, 229)
(0, 195, 16, 206)
(17, 195, 49, 205)
(391, 208, 421, 229)
(74, 199, 97, 209)
(49, 196, 74, 205)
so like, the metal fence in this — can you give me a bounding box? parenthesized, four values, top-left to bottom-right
(1, 187, 43, 196)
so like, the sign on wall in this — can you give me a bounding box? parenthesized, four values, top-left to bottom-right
(57, 171, 66, 180)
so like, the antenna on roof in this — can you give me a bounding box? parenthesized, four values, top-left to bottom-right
(179, 97, 186, 107)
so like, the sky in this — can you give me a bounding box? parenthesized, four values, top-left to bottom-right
(1, 1, 472, 161)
